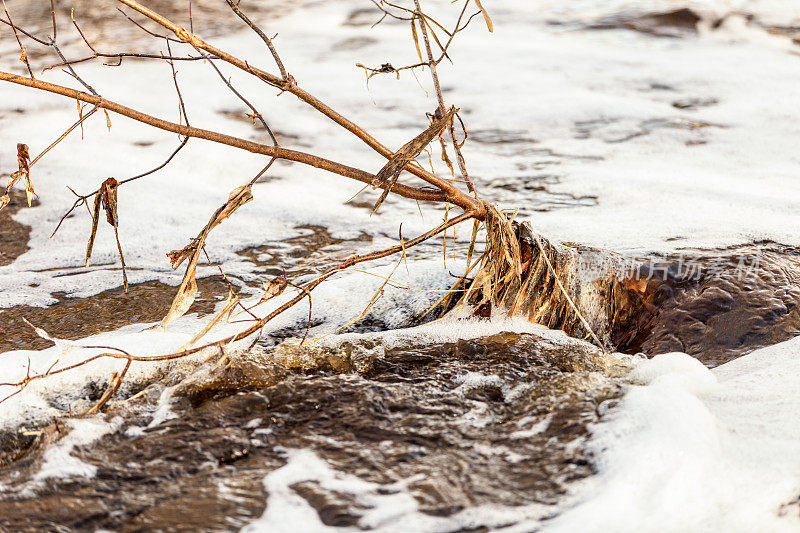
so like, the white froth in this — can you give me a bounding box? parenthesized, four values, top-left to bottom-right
(1, 0, 799, 528)
(242, 448, 549, 533)
(547, 339, 800, 532)
(34, 416, 123, 482)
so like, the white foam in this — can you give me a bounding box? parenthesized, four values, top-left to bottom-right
(1, 0, 800, 526)
(34, 415, 122, 482)
(242, 448, 550, 533)
(547, 338, 800, 532)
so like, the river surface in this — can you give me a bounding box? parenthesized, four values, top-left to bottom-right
(1, 0, 800, 531)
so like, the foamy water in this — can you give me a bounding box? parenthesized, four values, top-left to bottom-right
(1, 0, 800, 530)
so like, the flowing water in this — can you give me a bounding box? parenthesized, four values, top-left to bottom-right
(2, 0, 800, 531)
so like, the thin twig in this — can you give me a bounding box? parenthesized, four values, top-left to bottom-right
(412, 0, 476, 195)
(29, 106, 99, 168)
(1, 0, 35, 78)
(225, 0, 288, 81)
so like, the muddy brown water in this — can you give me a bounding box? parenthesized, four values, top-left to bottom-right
(0, 332, 621, 531)
(1, 238, 798, 531)
(0, 277, 231, 353)
(3, 5, 800, 526)
(0, 225, 373, 354)
(610, 242, 800, 367)
(0, 188, 33, 268)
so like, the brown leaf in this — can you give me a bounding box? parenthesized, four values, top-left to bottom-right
(6, 170, 23, 191)
(19, 48, 27, 64)
(23, 173, 37, 207)
(99, 177, 119, 226)
(473, 0, 494, 32)
(85, 190, 102, 267)
(85, 178, 120, 267)
(104, 109, 112, 132)
(162, 184, 254, 327)
(0, 194, 9, 212)
(11, 144, 35, 206)
(411, 19, 424, 64)
(371, 107, 456, 214)
(439, 136, 454, 176)
(261, 276, 288, 303)
(181, 289, 239, 349)
(161, 253, 199, 328)
(17, 144, 30, 173)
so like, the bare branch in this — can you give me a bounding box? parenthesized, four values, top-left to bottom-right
(225, 0, 289, 81)
(0, 70, 453, 207)
(113, 0, 484, 217)
(412, 0, 476, 194)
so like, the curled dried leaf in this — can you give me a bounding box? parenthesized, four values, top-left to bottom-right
(261, 276, 288, 303)
(473, 0, 493, 32)
(167, 247, 193, 270)
(371, 106, 456, 215)
(100, 177, 119, 226)
(17, 143, 30, 173)
(23, 173, 37, 207)
(84, 178, 126, 290)
(163, 184, 254, 327)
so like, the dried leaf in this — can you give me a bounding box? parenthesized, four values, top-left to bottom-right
(371, 106, 456, 214)
(99, 177, 119, 226)
(439, 136, 454, 176)
(473, 0, 493, 32)
(17, 143, 29, 173)
(85, 178, 120, 267)
(11, 144, 35, 206)
(7, 170, 24, 190)
(0, 195, 9, 212)
(19, 47, 27, 64)
(260, 276, 288, 303)
(22, 317, 62, 345)
(162, 251, 199, 328)
(23, 173, 37, 207)
(21, 317, 78, 369)
(422, 18, 447, 55)
(411, 19, 424, 64)
(162, 184, 254, 327)
(104, 109, 112, 132)
(182, 289, 239, 349)
(85, 190, 102, 267)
